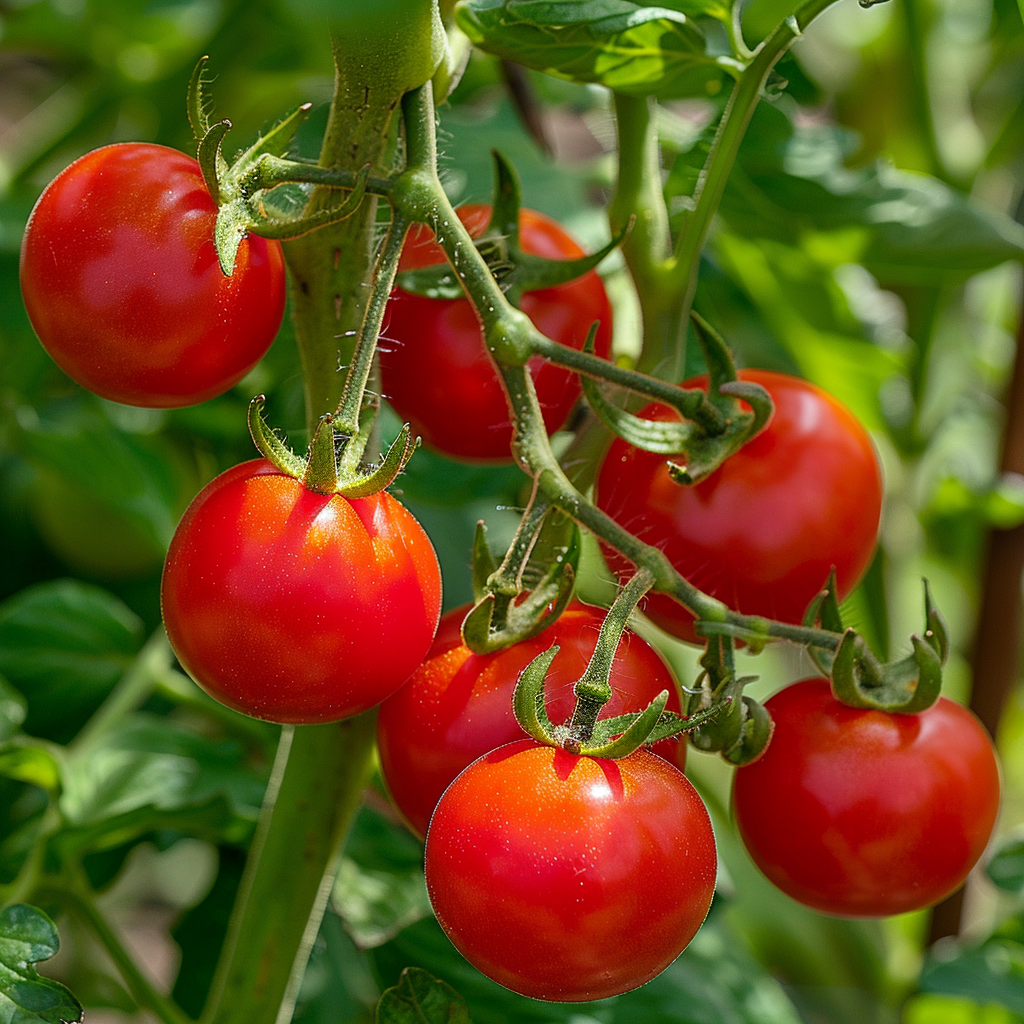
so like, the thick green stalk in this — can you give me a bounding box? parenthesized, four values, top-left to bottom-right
(671, 0, 843, 323)
(202, 717, 376, 1024)
(608, 94, 681, 377)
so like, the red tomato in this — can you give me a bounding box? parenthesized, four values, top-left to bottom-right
(595, 370, 882, 644)
(377, 601, 686, 838)
(426, 741, 716, 1001)
(20, 143, 286, 408)
(378, 204, 612, 461)
(161, 460, 441, 724)
(731, 678, 1000, 917)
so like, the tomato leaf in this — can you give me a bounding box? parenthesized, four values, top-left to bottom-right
(0, 904, 82, 1024)
(673, 104, 1024, 282)
(371, 915, 802, 1023)
(376, 967, 472, 1024)
(56, 715, 267, 854)
(986, 836, 1024, 894)
(0, 580, 143, 745)
(456, 0, 735, 101)
(0, 741, 61, 795)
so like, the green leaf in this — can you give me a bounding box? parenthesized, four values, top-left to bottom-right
(57, 715, 267, 853)
(376, 968, 471, 1024)
(0, 904, 82, 1024)
(920, 941, 1024, 1016)
(674, 104, 1024, 283)
(0, 581, 143, 744)
(19, 404, 188, 557)
(0, 741, 61, 795)
(0, 677, 27, 743)
(988, 836, 1024, 894)
(456, 0, 732, 101)
(333, 806, 432, 950)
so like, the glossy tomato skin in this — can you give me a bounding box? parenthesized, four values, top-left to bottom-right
(20, 143, 286, 408)
(595, 370, 882, 644)
(161, 460, 442, 724)
(426, 741, 716, 1001)
(377, 601, 686, 838)
(379, 204, 612, 461)
(732, 678, 1000, 917)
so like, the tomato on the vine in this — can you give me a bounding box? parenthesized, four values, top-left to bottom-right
(595, 370, 883, 643)
(377, 600, 686, 838)
(731, 678, 1000, 917)
(161, 460, 441, 724)
(20, 143, 286, 408)
(425, 740, 716, 1001)
(378, 204, 612, 462)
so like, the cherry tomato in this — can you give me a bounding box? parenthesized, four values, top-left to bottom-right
(378, 204, 612, 462)
(731, 678, 1000, 917)
(425, 740, 716, 1001)
(161, 460, 441, 724)
(20, 143, 286, 408)
(377, 600, 686, 838)
(595, 370, 882, 644)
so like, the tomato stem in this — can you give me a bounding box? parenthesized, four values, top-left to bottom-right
(201, 717, 376, 1024)
(671, 0, 845, 328)
(567, 568, 655, 743)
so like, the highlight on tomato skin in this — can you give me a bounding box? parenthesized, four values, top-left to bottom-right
(160, 459, 442, 725)
(378, 204, 613, 462)
(425, 740, 717, 1002)
(731, 677, 1001, 918)
(19, 142, 286, 409)
(377, 600, 687, 838)
(595, 369, 883, 645)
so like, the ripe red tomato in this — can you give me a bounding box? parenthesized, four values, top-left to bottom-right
(161, 460, 441, 724)
(426, 740, 716, 1001)
(595, 370, 882, 644)
(378, 204, 612, 461)
(20, 143, 286, 408)
(377, 600, 686, 838)
(731, 678, 1000, 917)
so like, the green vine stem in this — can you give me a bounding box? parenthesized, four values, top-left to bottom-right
(671, 0, 844, 328)
(608, 94, 680, 377)
(393, 81, 849, 658)
(202, 716, 376, 1024)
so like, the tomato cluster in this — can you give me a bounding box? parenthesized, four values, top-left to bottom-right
(21, 139, 1003, 1008)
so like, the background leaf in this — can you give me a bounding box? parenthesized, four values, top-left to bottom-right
(0, 581, 144, 744)
(0, 904, 82, 1024)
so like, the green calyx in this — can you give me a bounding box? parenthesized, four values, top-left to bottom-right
(187, 57, 372, 276)
(247, 396, 418, 499)
(580, 312, 774, 485)
(395, 151, 628, 304)
(511, 569, 730, 759)
(685, 635, 773, 766)
(804, 575, 948, 714)
(461, 510, 579, 655)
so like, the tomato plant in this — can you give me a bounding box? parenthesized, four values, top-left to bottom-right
(19, 143, 286, 408)
(161, 459, 442, 724)
(731, 678, 1001, 917)
(377, 600, 686, 837)
(5, 1, 1023, 1023)
(425, 740, 716, 1002)
(378, 204, 612, 461)
(595, 370, 883, 644)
